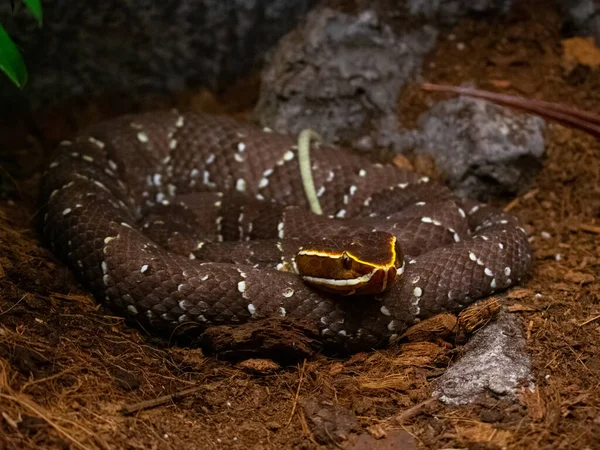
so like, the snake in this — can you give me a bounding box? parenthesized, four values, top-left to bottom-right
(39, 110, 533, 352)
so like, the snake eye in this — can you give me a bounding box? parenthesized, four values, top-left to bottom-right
(341, 253, 353, 270)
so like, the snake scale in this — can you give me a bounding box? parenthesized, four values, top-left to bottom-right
(39, 110, 533, 352)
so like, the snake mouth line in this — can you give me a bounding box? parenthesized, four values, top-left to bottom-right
(301, 268, 377, 287)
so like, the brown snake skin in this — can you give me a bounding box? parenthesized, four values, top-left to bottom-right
(39, 111, 533, 352)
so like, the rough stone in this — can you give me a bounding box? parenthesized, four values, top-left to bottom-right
(559, 0, 600, 45)
(255, 7, 438, 149)
(0, 0, 316, 112)
(415, 96, 546, 200)
(433, 311, 533, 405)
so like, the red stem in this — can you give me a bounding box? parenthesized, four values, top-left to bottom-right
(421, 83, 600, 138)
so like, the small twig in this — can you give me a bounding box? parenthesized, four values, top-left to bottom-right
(503, 197, 520, 213)
(579, 314, 600, 327)
(121, 386, 203, 415)
(0, 393, 92, 450)
(1, 411, 19, 429)
(0, 294, 27, 316)
(579, 223, 600, 234)
(286, 359, 307, 426)
(394, 398, 439, 424)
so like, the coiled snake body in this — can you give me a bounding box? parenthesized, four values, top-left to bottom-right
(40, 111, 532, 351)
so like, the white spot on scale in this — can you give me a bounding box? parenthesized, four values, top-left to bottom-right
(358, 169, 366, 177)
(283, 150, 295, 161)
(236, 178, 246, 192)
(279, 307, 286, 317)
(458, 207, 466, 218)
(258, 177, 269, 188)
(127, 305, 139, 315)
(498, 243, 504, 250)
(176, 116, 185, 128)
(421, 217, 432, 224)
(282, 287, 294, 298)
(169, 139, 177, 150)
(338, 330, 347, 337)
(137, 132, 149, 143)
(140, 265, 149, 273)
(248, 304, 256, 315)
(88, 137, 105, 149)
(469, 252, 477, 261)
(108, 160, 118, 171)
(101, 261, 108, 274)
(188, 253, 196, 260)
(484, 268, 494, 277)
(277, 222, 285, 239)
(504, 267, 511, 276)
(93, 180, 109, 191)
(237, 142, 246, 152)
(201, 274, 209, 281)
(62, 208, 72, 216)
(102, 274, 111, 286)
(203, 171, 215, 186)
(153, 173, 162, 186)
(49, 161, 60, 169)
(82, 155, 94, 162)
(316, 186, 326, 197)
(206, 153, 216, 165)
(380, 306, 391, 316)
(413, 287, 423, 297)
(387, 320, 396, 331)
(234, 153, 244, 163)
(490, 278, 497, 289)
(326, 171, 335, 182)
(238, 281, 246, 293)
(335, 209, 346, 218)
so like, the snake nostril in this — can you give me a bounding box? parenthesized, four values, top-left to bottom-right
(342, 253, 353, 270)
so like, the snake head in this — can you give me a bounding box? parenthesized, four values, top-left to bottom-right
(295, 231, 403, 296)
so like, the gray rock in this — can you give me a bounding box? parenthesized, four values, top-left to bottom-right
(415, 96, 546, 200)
(558, 0, 600, 45)
(255, 7, 438, 149)
(433, 311, 533, 405)
(0, 0, 316, 112)
(405, 0, 513, 25)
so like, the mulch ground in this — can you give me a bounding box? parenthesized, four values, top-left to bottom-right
(0, 2, 599, 449)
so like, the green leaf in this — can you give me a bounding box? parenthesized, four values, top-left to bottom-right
(23, 0, 43, 27)
(0, 25, 28, 88)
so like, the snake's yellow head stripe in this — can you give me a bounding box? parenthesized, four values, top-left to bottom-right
(296, 232, 403, 295)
